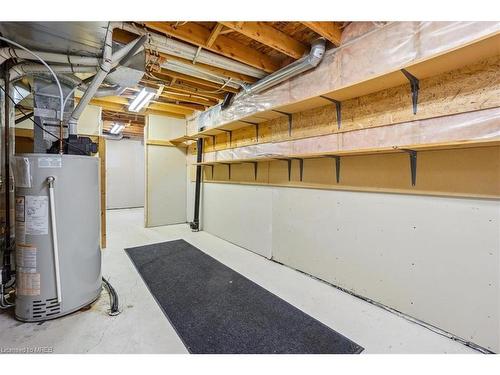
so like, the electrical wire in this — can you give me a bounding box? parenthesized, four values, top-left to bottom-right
(102, 277, 120, 316)
(0, 84, 87, 155)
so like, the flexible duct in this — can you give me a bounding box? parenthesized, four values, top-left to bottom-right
(120, 22, 266, 79)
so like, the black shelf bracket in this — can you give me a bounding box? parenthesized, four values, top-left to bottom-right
(207, 164, 214, 178)
(241, 120, 260, 142)
(205, 134, 216, 150)
(401, 149, 417, 186)
(243, 161, 259, 180)
(401, 69, 420, 115)
(324, 155, 341, 183)
(221, 163, 232, 180)
(277, 158, 293, 181)
(320, 96, 342, 129)
(219, 129, 232, 147)
(273, 110, 293, 136)
(292, 158, 304, 181)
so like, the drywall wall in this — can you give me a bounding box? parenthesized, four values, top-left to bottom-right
(195, 182, 500, 352)
(106, 138, 145, 209)
(145, 114, 187, 227)
(77, 105, 102, 136)
(201, 183, 272, 258)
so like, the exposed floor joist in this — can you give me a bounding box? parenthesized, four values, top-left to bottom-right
(301, 22, 342, 46)
(220, 22, 308, 59)
(144, 22, 281, 73)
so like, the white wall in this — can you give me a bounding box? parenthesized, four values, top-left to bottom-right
(145, 115, 187, 227)
(106, 138, 145, 209)
(196, 183, 500, 352)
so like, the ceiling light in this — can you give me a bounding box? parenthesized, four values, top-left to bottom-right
(129, 88, 155, 112)
(110, 123, 125, 134)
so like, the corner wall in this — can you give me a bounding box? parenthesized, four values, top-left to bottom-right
(193, 182, 499, 352)
(145, 115, 187, 227)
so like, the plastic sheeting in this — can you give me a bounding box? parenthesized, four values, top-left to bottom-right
(188, 107, 500, 163)
(188, 21, 500, 134)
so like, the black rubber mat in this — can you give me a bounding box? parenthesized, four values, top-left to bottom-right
(125, 239, 363, 354)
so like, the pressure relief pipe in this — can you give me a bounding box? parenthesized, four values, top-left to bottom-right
(46, 176, 62, 304)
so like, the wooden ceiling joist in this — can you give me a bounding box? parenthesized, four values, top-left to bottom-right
(140, 79, 225, 102)
(144, 22, 280, 73)
(206, 23, 224, 48)
(91, 96, 194, 116)
(220, 22, 308, 59)
(157, 52, 258, 83)
(88, 99, 187, 119)
(129, 86, 216, 107)
(159, 69, 240, 94)
(301, 22, 342, 46)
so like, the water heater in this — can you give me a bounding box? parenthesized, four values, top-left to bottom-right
(14, 154, 101, 321)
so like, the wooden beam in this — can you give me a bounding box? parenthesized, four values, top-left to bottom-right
(220, 22, 307, 59)
(301, 22, 342, 46)
(92, 96, 195, 115)
(159, 68, 240, 93)
(128, 86, 216, 107)
(88, 99, 186, 119)
(140, 79, 225, 101)
(206, 23, 224, 48)
(144, 22, 280, 73)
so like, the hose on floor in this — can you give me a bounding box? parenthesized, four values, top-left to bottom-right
(102, 277, 121, 316)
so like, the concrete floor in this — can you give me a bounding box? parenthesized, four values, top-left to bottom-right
(0, 208, 478, 353)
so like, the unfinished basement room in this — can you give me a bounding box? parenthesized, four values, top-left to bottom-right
(1, 1, 500, 370)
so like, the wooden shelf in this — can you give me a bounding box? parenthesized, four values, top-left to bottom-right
(194, 139, 500, 166)
(179, 33, 500, 142)
(193, 138, 500, 189)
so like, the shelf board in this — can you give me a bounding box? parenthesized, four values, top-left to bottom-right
(182, 32, 500, 141)
(194, 139, 500, 166)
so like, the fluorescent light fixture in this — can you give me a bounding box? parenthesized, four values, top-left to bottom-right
(128, 88, 155, 112)
(109, 123, 125, 134)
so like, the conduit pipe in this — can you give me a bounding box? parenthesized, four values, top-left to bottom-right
(119, 22, 266, 79)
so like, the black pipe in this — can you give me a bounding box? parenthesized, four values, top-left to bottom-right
(2, 60, 12, 281)
(189, 138, 203, 231)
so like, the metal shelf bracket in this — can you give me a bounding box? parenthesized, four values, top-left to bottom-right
(401, 69, 420, 115)
(401, 149, 417, 186)
(320, 96, 342, 129)
(324, 155, 341, 183)
(273, 110, 293, 136)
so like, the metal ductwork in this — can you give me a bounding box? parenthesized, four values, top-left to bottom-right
(120, 22, 266, 79)
(67, 28, 146, 135)
(239, 38, 326, 96)
(0, 47, 100, 67)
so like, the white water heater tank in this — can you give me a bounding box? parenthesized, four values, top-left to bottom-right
(14, 154, 101, 321)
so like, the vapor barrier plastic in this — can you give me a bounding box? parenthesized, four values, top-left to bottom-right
(188, 107, 500, 163)
(188, 21, 500, 134)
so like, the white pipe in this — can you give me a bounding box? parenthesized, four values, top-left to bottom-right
(46, 176, 62, 304)
(120, 22, 266, 79)
(68, 24, 145, 135)
(0, 47, 100, 67)
(9, 63, 97, 82)
(0, 36, 65, 123)
(67, 22, 115, 134)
